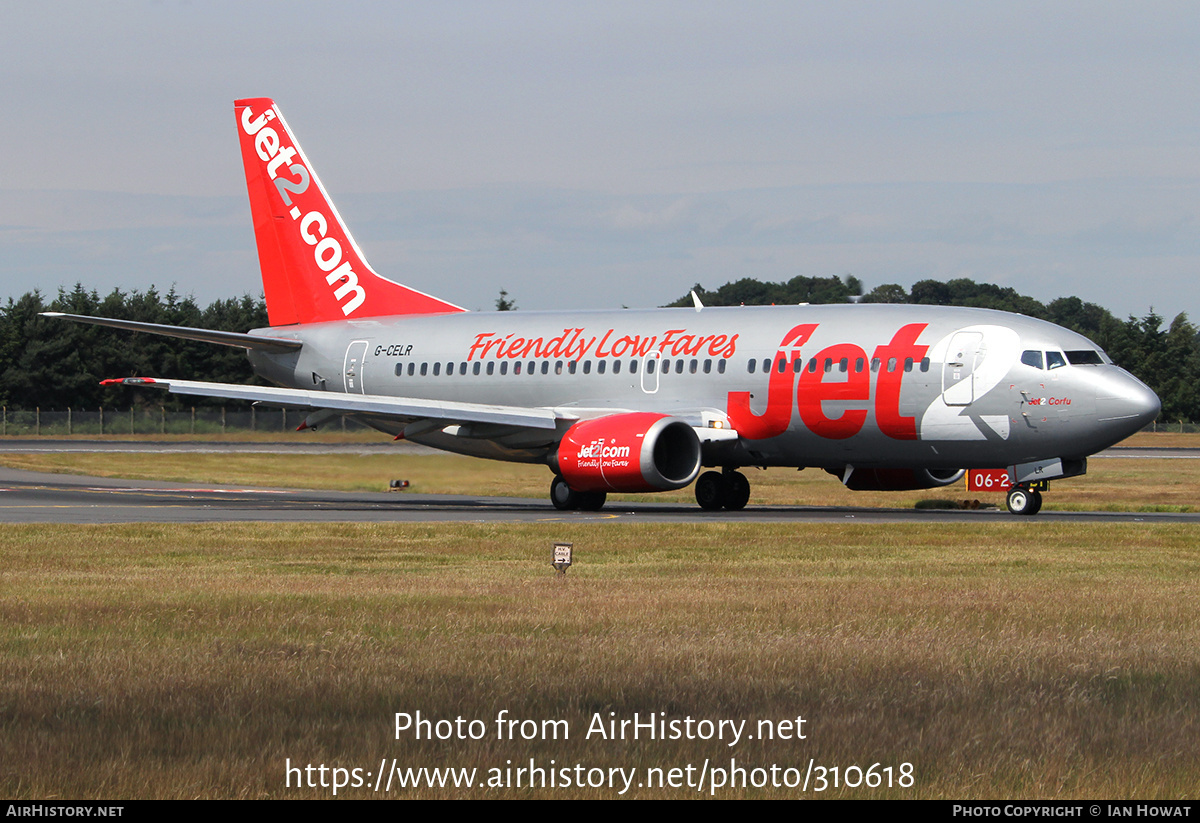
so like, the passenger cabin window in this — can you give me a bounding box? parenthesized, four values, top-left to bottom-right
(1046, 351, 1067, 370)
(1066, 350, 1104, 365)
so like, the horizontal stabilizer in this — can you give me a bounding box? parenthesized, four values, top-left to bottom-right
(41, 313, 302, 353)
(101, 377, 559, 430)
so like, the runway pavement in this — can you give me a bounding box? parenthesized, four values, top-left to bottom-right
(0, 451, 1195, 525)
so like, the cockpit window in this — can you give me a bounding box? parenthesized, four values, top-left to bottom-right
(1021, 350, 1044, 369)
(1046, 351, 1067, 370)
(1066, 350, 1104, 365)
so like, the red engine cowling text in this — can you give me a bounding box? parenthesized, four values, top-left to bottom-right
(727, 323, 930, 441)
(557, 413, 665, 492)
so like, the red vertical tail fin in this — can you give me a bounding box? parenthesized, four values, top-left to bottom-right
(234, 98, 465, 326)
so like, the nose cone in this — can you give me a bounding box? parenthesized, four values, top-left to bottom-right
(1096, 369, 1160, 439)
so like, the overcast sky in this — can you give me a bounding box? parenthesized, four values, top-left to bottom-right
(2, 2, 1197, 321)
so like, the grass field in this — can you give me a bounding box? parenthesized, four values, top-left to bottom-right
(2, 521, 1199, 799)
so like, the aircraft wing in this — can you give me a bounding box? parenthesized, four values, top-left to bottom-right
(100, 377, 559, 430)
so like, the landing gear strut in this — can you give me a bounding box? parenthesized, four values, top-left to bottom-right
(550, 476, 606, 511)
(694, 469, 751, 511)
(1005, 485, 1043, 516)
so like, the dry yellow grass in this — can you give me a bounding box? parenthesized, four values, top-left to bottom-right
(2, 522, 1199, 798)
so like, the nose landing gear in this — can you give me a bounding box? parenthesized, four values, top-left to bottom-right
(1005, 484, 1044, 515)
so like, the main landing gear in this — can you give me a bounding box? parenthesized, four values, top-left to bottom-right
(1005, 484, 1044, 516)
(550, 476, 607, 511)
(694, 469, 751, 511)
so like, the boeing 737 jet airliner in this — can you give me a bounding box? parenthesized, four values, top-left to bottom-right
(46, 98, 1161, 515)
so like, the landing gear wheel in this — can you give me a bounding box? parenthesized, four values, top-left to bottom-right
(695, 471, 729, 510)
(1006, 486, 1040, 516)
(577, 491, 607, 511)
(723, 470, 751, 511)
(1026, 489, 1043, 515)
(550, 476, 579, 511)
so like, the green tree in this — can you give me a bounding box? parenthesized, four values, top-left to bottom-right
(495, 290, 516, 311)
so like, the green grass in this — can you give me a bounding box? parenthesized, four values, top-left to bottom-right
(3, 522, 1199, 798)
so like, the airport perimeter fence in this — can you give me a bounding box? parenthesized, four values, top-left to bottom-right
(0, 407, 376, 436)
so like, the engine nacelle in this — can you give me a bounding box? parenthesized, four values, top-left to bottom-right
(552, 413, 702, 493)
(836, 466, 967, 491)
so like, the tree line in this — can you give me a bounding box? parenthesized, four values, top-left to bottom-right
(1, 285, 266, 411)
(2, 278, 1196, 422)
(668, 276, 1200, 423)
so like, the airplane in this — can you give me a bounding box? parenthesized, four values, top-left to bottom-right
(44, 97, 1161, 516)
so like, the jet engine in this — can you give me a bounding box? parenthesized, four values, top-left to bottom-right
(551, 413, 702, 492)
(835, 466, 967, 491)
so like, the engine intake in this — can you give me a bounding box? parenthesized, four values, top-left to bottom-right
(553, 413, 702, 493)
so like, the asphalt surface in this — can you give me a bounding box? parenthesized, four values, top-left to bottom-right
(0, 441, 1194, 524)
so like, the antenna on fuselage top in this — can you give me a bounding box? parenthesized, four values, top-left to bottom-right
(691, 290, 704, 312)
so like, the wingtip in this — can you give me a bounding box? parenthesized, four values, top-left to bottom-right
(100, 377, 158, 386)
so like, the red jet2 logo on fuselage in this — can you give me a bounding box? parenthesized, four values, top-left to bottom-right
(240, 104, 367, 316)
(727, 323, 931, 441)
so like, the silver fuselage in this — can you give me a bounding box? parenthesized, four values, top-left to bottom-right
(247, 303, 1160, 471)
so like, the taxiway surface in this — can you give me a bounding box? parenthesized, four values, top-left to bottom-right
(0, 449, 1194, 525)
